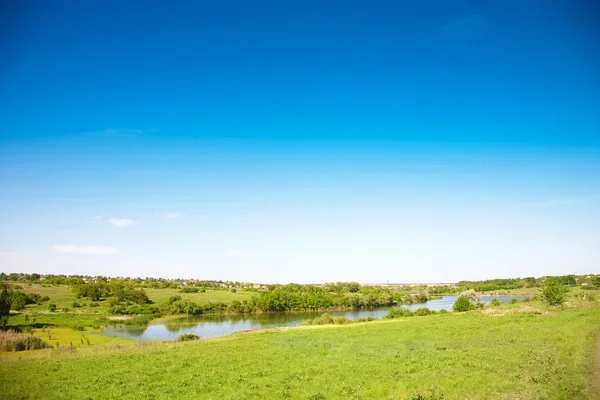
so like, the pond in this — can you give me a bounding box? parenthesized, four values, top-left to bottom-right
(98, 295, 526, 341)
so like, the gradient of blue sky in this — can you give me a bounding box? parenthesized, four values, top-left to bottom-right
(1, 1, 599, 282)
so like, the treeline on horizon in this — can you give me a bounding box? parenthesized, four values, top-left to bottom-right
(2, 272, 596, 289)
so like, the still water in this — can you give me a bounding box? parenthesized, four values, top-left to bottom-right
(99, 295, 525, 341)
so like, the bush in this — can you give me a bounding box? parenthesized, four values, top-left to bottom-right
(48, 304, 57, 312)
(491, 298, 501, 307)
(0, 330, 49, 351)
(72, 325, 86, 331)
(89, 302, 99, 307)
(176, 333, 200, 342)
(384, 307, 414, 319)
(332, 316, 350, 325)
(302, 313, 334, 326)
(414, 307, 432, 316)
(11, 291, 27, 310)
(542, 280, 568, 305)
(71, 302, 82, 308)
(438, 309, 448, 314)
(452, 296, 474, 312)
(179, 287, 199, 293)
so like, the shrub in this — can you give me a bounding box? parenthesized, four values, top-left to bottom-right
(511, 298, 518, 304)
(71, 302, 82, 308)
(300, 313, 351, 326)
(542, 280, 568, 306)
(438, 309, 448, 314)
(48, 304, 57, 312)
(308, 313, 334, 325)
(89, 302, 99, 307)
(414, 307, 432, 316)
(332, 316, 350, 325)
(384, 307, 414, 319)
(72, 325, 86, 331)
(491, 298, 501, 307)
(179, 287, 199, 293)
(176, 333, 200, 342)
(11, 291, 27, 310)
(452, 296, 474, 312)
(0, 330, 49, 351)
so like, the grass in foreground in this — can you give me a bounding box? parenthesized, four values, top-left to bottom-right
(1, 304, 598, 399)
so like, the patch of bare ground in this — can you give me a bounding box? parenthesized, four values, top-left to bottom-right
(480, 305, 553, 316)
(107, 316, 132, 321)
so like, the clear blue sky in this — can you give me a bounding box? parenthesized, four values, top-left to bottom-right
(1, 1, 599, 282)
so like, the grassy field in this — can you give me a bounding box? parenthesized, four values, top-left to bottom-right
(1, 298, 599, 399)
(6, 285, 255, 328)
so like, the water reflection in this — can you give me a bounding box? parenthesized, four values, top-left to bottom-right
(99, 295, 525, 341)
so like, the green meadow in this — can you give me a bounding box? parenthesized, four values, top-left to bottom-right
(1, 299, 599, 399)
(6, 284, 254, 328)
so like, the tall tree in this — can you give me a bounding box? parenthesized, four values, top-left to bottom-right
(0, 287, 12, 328)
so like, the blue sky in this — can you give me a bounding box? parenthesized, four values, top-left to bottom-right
(1, 1, 599, 282)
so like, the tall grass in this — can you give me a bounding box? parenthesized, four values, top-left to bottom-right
(0, 330, 49, 352)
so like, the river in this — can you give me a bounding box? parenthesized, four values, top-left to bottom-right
(98, 295, 525, 341)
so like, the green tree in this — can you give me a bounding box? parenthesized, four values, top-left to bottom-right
(0, 287, 12, 328)
(542, 280, 567, 305)
(452, 295, 475, 312)
(10, 291, 27, 310)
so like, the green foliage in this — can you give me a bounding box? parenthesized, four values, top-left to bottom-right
(71, 301, 82, 308)
(179, 287, 199, 293)
(121, 314, 160, 326)
(176, 333, 200, 342)
(11, 291, 27, 310)
(452, 296, 474, 312)
(413, 307, 433, 316)
(384, 307, 414, 319)
(301, 313, 351, 326)
(0, 287, 11, 328)
(542, 280, 568, 305)
(491, 298, 501, 307)
(48, 304, 57, 312)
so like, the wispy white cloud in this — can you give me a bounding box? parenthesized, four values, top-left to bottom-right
(90, 216, 102, 220)
(53, 244, 117, 255)
(165, 212, 182, 219)
(109, 217, 134, 227)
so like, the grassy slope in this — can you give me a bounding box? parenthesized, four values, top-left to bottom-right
(1, 304, 599, 400)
